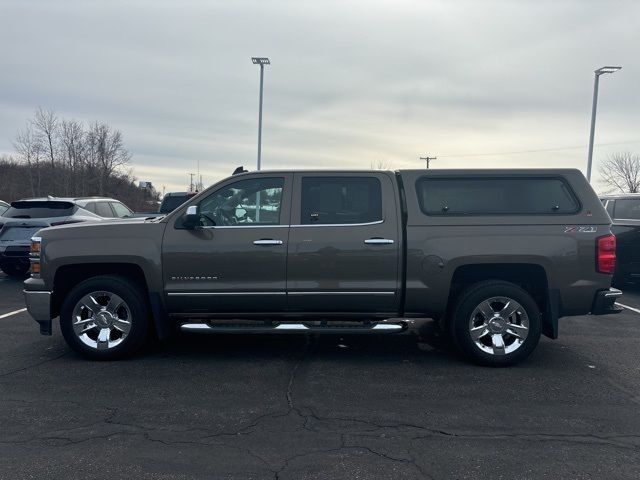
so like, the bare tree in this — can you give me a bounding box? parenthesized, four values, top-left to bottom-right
(86, 122, 131, 195)
(371, 159, 393, 170)
(60, 119, 85, 195)
(8, 108, 149, 205)
(31, 107, 58, 169)
(599, 152, 640, 193)
(13, 124, 43, 197)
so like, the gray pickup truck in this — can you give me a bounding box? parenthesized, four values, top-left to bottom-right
(24, 169, 621, 366)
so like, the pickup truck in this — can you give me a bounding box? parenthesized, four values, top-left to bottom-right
(24, 169, 621, 366)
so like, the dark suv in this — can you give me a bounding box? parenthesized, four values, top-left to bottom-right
(0, 197, 133, 277)
(600, 194, 640, 285)
(158, 192, 197, 215)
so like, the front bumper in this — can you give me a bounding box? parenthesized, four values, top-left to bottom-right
(591, 288, 623, 315)
(23, 290, 53, 335)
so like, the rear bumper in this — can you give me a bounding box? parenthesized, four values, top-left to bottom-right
(0, 245, 30, 262)
(591, 288, 623, 315)
(23, 290, 53, 335)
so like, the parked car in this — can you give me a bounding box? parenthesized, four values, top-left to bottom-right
(158, 191, 197, 214)
(25, 169, 620, 366)
(600, 194, 640, 285)
(0, 200, 9, 216)
(0, 197, 133, 277)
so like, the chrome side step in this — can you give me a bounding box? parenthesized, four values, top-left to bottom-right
(180, 322, 406, 334)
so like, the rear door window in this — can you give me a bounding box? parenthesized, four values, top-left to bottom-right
(300, 176, 382, 225)
(95, 202, 115, 218)
(416, 177, 580, 215)
(613, 199, 640, 220)
(3, 201, 77, 218)
(83, 202, 97, 214)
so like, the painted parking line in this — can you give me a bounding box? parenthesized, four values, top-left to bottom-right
(615, 302, 640, 315)
(0, 308, 27, 319)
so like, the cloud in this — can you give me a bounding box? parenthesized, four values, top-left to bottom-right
(0, 0, 638, 192)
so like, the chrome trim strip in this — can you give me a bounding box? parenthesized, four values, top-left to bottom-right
(275, 323, 308, 330)
(604, 289, 623, 297)
(290, 220, 384, 228)
(167, 292, 286, 296)
(194, 220, 386, 229)
(180, 322, 405, 333)
(288, 291, 395, 295)
(372, 324, 403, 330)
(198, 224, 290, 230)
(180, 323, 212, 331)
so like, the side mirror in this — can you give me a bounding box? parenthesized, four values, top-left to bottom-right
(183, 205, 200, 229)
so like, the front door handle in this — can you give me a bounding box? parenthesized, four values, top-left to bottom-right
(364, 238, 394, 245)
(253, 239, 284, 246)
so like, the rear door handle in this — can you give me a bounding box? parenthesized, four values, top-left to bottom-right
(253, 239, 284, 246)
(364, 238, 394, 244)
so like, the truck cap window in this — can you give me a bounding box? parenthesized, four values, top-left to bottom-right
(199, 177, 284, 226)
(613, 199, 640, 220)
(417, 177, 579, 215)
(301, 176, 382, 225)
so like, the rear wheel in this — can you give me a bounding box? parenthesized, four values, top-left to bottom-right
(450, 281, 541, 367)
(60, 275, 150, 360)
(0, 260, 30, 278)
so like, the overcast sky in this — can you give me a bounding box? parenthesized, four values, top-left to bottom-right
(1, 0, 638, 193)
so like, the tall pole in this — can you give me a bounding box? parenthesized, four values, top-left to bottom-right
(257, 64, 264, 171)
(586, 73, 600, 182)
(420, 156, 437, 169)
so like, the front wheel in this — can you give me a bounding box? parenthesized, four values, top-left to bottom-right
(450, 281, 541, 367)
(60, 275, 150, 360)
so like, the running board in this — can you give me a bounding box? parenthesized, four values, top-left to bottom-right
(180, 322, 406, 334)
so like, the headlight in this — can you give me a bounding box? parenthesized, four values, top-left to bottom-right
(30, 236, 42, 278)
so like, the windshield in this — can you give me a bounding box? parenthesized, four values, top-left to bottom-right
(4, 201, 77, 218)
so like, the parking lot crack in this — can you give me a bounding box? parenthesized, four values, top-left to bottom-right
(285, 335, 314, 412)
(0, 350, 69, 378)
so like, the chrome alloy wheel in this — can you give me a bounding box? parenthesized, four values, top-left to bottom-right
(72, 291, 132, 350)
(468, 296, 529, 355)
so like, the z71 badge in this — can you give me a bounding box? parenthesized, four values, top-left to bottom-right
(564, 226, 597, 233)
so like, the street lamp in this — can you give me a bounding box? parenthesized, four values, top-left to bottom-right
(586, 66, 621, 182)
(251, 57, 270, 171)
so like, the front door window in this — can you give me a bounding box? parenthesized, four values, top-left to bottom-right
(199, 177, 284, 226)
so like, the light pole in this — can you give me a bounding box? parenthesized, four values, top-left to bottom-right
(251, 57, 270, 171)
(586, 66, 621, 182)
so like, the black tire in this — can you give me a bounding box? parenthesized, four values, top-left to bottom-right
(60, 275, 150, 360)
(450, 280, 541, 367)
(0, 260, 30, 278)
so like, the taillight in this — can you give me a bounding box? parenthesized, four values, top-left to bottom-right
(597, 234, 616, 274)
(50, 219, 84, 227)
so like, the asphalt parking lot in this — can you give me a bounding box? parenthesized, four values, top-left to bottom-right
(1, 273, 639, 479)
